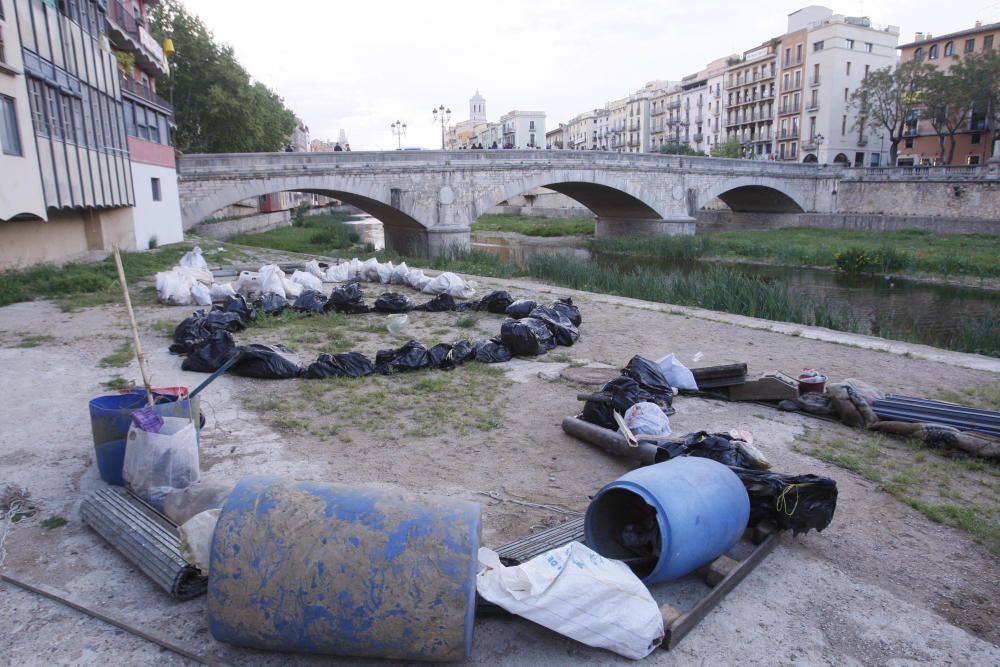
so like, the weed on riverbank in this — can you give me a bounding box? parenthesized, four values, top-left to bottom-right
(472, 214, 595, 237)
(230, 213, 362, 255)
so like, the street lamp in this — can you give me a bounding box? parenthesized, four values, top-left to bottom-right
(432, 105, 451, 150)
(390, 120, 407, 150)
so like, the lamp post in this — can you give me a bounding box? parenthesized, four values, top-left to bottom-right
(812, 133, 824, 163)
(390, 120, 407, 150)
(432, 105, 451, 150)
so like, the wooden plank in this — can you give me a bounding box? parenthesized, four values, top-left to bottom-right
(702, 555, 740, 587)
(661, 530, 782, 650)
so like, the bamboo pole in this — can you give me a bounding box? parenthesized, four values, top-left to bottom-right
(112, 246, 155, 407)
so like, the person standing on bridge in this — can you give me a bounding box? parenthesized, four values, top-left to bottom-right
(334, 143, 343, 151)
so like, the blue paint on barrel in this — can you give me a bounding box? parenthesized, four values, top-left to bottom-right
(585, 457, 750, 584)
(208, 476, 480, 662)
(88, 391, 201, 486)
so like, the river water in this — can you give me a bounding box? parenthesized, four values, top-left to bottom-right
(471, 232, 1000, 343)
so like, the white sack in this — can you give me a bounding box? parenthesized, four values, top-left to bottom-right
(345, 258, 363, 281)
(234, 271, 261, 297)
(178, 509, 219, 572)
(257, 264, 287, 297)
(324, 263, 351, 282)
(375, 261, 394, 284)
(657, 353, 698, 391)
(389, 261, 409, 285)
(178, 246, 209, 272)
(405, 268, 432, 291)
(477, 542, 663, 660)
(190, 281, 213, 306)
(304, 260, 325, 280)
(422, 271, 476, 299)
(280, 272, 303, 299)
(290, 269, 323, 292)
(162, 479, 235, 525)
(622, 402, 672, 437)
(360, 257, 380, 281)
(123, 417, 200, 510)
(155, 269, 195, 305)
(209, 282, 237, 301)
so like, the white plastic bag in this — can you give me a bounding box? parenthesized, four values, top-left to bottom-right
(258, 264, 287, 297)
(324, 263, 351, 282)
(422, 271, 476, 299)
(191, 282, 212, 306)
(623, 402, 672, 437)
(389, 261, 409, 284)
(123, 417, 200, 510)
(155, 269, 194, 305)
(179, 246, 209, 272)
(405, 268, 432, 291)
(657, 353, 698, 391)
(304, 260, 325, 280)
(178, 509, 219, 572)
(209, 282, 236, 301)
(477, 542, 664, 659)
(162, 479, 234, 525)
(290, 269, 323, 292)
(360, 257, 380, 281)
(345, 258, 364, 281)
(375, 261, 394, 284)
(280, 273, 303, 298)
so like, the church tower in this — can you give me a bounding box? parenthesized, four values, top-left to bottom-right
(469, 90, 486, 121)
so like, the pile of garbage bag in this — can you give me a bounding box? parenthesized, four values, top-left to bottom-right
(154, 249, 480, 306)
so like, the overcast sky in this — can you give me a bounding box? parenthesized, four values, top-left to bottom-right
(182, 0, 997, 150)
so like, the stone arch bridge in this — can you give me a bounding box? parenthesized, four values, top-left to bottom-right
(178, 150, 842, 256)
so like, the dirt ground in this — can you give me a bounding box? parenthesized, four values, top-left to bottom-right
(1, 256, 999, 666)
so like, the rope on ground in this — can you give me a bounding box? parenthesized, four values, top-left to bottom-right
(478, 491, 582, 516)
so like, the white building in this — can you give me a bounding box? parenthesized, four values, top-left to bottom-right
(446, 91, 492, 149)
(499, 110, 545, 148)
(546, 125, 566, 149)
(289, 118, 310, 152)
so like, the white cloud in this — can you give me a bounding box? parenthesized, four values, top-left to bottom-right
(181, 0, 996, 150)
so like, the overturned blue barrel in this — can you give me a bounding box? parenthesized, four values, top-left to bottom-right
(208, 477, 481, 662)
(585, 457, 749, 584)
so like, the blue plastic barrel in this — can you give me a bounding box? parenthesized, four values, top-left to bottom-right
(88, 391, 200, 486)
(208, 476, 481, 662)
(585, 457, 749, 584)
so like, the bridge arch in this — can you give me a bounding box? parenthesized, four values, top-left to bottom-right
(697, 175, 808, 213)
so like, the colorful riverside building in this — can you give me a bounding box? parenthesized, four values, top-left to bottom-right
(896, 21, 998, 166)
(0, 0, 182, 270)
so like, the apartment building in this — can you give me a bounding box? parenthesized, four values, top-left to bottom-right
(545, 125, 565, 149)
(108, 0, 183, 249)
(566, 108, 598, 150)
(776, 27, 808, 161)
(725, 41, 778, 157)
(649, 87, 672, 150)
(897, 21, 998, 165)
(499, 110, 544, 149)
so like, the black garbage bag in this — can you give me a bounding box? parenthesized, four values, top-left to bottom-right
(230, 344, 305, 379)
(551, 298, 582, 327)
(505, 299, 537, 319)
(477, 290, 514, 314)
(731, 468, 838, 535)
(412, 293, 457, 312)
(375, 340, 429, 374)
(292, 289, 329, 314)
(255, 293, 288, 315)
(528, 305, 580, 347)
(305, 352, 375, 379)
(181, 330, 238, 373)
(374, 292, 414, 313)
(171, 309, 247, 354)
(473, 339, 513, 363)
(500, 317, 556, 356)
(452, 339, 475, 363)
(326, 283, 370, 314)
(654, 431, 754, 468)
(622, 355, 673, 408)
(453, 301, 478, 312)
(215, 294, 256, 323)
(427, 343, 459, 371)
(580, 376, 643, 430)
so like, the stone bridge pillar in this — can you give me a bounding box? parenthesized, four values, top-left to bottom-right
(594, 217, 696, 238)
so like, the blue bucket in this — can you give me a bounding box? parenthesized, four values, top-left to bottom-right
(88, 391, 200, 486)
(208, 476, 481, 662)
(585, 457, 750, 584)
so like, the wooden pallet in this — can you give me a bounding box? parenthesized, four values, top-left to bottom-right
(487, 518, 782, 651)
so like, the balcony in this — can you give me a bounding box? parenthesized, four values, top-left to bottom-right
(668, 99, 681, 110)
(779, 127, 800, 139)
(120, 75, 174, 114)
(778, 104, 801, 116)
(810, 76, 821, 86)
(857, 136, 869, 147)
(806, 101, 819, 111)
(693, 133, 704, 143)
(107, 1, 168, 77)
(782, 81, 802, 93)
(802, 137, 819, 151)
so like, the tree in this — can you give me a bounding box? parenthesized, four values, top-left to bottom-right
(921, 70, 975, 163)
(149, 0, 297, 153)
(949, 50, 1000, 159)
(710, 138, 742, 158)
(850, 60, 934, 164)
(658, 143, 706, 156)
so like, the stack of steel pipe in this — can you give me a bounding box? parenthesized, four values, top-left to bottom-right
(494, 517, 586, 565)
(80, 488, 206, 600)
(872, 395, 1000, 437)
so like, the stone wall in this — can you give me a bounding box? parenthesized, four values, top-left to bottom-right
(192, 210, 291, 240)
(695, 210, 1000, 235)
(836, 180, 1000, 219)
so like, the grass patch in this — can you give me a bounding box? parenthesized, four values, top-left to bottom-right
(102, 376, 135, 391)
(0, 244, 192, 309)
(14, 333, 55, 348)
(41, 516, 68, 529)
(796, 428, 1000, 555)
(472, 214, 595, 237)
(591, 228, 1000, 279)
(937, 381, 1000, 412)
(99, 342, 133, 368)
(230, 213, 361, 255)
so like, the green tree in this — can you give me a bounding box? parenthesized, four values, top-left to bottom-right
(850, 60, 934, 164)
(149, 0, 297, 153)
(921, 70, 975, 163)
(658, 142, 706, 156)
(949, 50, 1000, 159)
(710, 138, 742, 158)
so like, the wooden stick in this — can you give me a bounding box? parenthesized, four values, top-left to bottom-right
(112, 246, 155, 407)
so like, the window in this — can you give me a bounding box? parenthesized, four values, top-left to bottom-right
(60, 94, 73, 141)
(796, 44, 803, 62)
(814, 41, 824, 51)
(151, 177, 161, 201)
(0, 24, 6, 64)
(45, 86, 61, 139)
(123, 100, 135, 136)
(914, 47, 924, 60)
(529, 120, 535, 130)
(27, 79, 46, 135)
(813, 63, 819, 83)
(972, 133, 981, 145)
(929, 44, 939, 59)
(944, 41, 955, 57)
(986, 35, 994, 50)
(871, 152, 881, 167)
(841, 115, 847, 135)
(148, 110, 159, 143)
(844, 87, 849, 101)
(846, 61, 852, 76)
(965, 39, 975, 53)
(846, 39, 855, 49)
(784, 47, 791, 66)
(864, 64, 870, 77)
(1, 95, 21, 155)
(905, 137, 914, 148)
(864, 42, 873, 53)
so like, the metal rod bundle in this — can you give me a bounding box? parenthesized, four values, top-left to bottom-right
(79, 488, 207, 600)
(872, 394, 1000, 437)
(494, 517, 586, 564)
